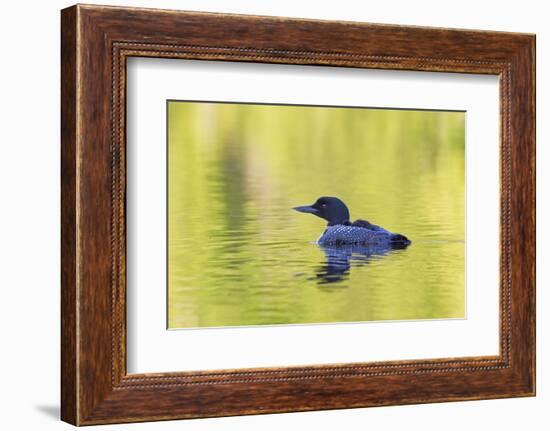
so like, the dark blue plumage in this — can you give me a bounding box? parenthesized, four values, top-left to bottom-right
(293, 196, 411, 247)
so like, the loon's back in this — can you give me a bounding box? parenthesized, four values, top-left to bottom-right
(318, 223, 410, 247)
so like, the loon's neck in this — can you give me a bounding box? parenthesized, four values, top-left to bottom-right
(327, 220, 351, 227)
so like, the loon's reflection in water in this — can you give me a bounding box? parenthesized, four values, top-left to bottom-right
(314, 243, 411, 285)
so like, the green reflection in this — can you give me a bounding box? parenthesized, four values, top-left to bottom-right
(168, 101, 465, 329)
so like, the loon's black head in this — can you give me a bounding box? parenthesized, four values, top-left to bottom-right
(293, 196, 350, 226)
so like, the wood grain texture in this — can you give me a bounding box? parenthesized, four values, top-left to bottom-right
(60, 5, 78, 425)
(60, 4, 535, 425)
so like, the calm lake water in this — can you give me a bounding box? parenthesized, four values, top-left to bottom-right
(168, 102, 465, 329)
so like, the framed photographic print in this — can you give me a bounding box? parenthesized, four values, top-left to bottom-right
(61, 4, 535, 425)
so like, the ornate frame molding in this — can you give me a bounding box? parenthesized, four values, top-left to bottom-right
(61, 5, 535, 425)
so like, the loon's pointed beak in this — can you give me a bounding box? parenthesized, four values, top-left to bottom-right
(293, 205, 318, 215)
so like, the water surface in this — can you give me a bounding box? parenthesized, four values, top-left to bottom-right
(168, 101, 465, 329)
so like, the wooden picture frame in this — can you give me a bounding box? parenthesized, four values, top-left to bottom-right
(61, 4, 535, 425)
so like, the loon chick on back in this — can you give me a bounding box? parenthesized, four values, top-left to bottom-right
(293, 196, 411, 247)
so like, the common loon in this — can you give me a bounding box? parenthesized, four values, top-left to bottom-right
(293, 196, 411, 247)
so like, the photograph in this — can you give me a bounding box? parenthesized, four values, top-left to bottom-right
(167, 101, 466, 329)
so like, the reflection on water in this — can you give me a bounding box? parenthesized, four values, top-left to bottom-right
(168, 101, 465, 329)
(314, 243, 410, 285)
